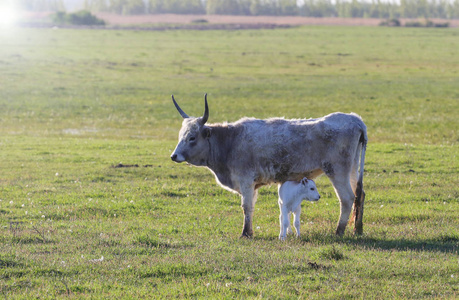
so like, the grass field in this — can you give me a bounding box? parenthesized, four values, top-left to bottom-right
(0, 26, 458, 298)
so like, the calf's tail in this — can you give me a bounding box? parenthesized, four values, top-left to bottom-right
(353, 131, 367, 235)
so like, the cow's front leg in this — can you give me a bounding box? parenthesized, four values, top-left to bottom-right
(240, 186, 257, 238)
(329, 175, 355, 236)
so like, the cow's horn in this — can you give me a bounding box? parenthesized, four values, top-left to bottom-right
(172, 95, 189, 119)
(200, 93, 209, 125)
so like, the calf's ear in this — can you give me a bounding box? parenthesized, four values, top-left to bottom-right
(202, 127, 212, 139)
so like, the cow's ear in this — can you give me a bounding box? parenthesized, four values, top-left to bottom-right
(202, 127, 212, 139)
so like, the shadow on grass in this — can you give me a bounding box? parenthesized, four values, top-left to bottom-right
(300, 231, 458, 253)
(253, 232, 458, 253)
(343, 235, 458, 253)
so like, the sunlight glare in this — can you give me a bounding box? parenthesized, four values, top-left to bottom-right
(0, 2, 19, 27)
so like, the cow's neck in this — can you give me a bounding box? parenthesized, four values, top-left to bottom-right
(206, 125, 230, 170)
(205, 125, 235, 189)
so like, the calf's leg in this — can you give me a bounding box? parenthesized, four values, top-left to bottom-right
(279, 206, 289, 240)
(286, 212, 294, 235)
(292, 205, 302, 237)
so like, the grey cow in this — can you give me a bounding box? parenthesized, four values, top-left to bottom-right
(170, 94, 367, 238)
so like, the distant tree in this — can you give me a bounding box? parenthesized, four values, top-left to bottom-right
(67, 9, 106, 24)
(433, 0, 448, 18)
(16, 0, 459, 18)
(108, 0, 145, 14)
(378, 1, 399, 19)
(452, 0, 459, 18)
(249, 0, 263, 15)
(368, 0, 380, 18)
(349, 0, 364, 17)
(149, 0, 164, 13)
(52, 10, 105, 25)
(252, 0, 282, 16)
(302, 0, 336, 17)
(279, 0, 299, 15)
(149, 0, 205, 14)
(207, 0, 241, 15)
(238, 0, 252, 15)
(54, 0, 65, 10)
(400, 0, 416, 18)
(84, 0, 109, 12)
(182, 0, 206, 14)
(417, 0, 429, 18)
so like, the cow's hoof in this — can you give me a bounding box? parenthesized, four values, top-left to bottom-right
(335, 223, 347, 236)
(240, 232, 253, 239)
(353, 226, 363, 235)
(335, 228, 345, 236)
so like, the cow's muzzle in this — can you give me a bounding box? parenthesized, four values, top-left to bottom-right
(171, 153, 185, 163)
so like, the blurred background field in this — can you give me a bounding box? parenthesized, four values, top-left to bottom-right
(0, 24, 458, 298)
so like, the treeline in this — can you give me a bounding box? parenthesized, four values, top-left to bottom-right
(15, 0, 66, 11)
(15, 0, 459, 19)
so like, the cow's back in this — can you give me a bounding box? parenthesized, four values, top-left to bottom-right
(226, 113, 365, 184)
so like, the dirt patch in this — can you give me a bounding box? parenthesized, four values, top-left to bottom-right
(112, 163, 153, 168)
(18, 12, 459, 29)
(95, 13, 459, 28)
(97, 13, 383, 27)
(110, 23, 293, 31)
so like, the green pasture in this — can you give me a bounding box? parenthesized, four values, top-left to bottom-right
(0, 26, 458, 298)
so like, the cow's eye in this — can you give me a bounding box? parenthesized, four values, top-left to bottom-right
(189, 137, 196, 142)
(310, 188, 315, 191)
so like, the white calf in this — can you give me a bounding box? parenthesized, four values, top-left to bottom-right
(278, 178, 320, 240)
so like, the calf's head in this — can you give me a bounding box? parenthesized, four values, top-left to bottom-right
(170, 94, 212, 166)
(300, 177, 321, 202)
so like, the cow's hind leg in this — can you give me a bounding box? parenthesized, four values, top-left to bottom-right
(240, 186, 257, 238)
(329, 175, 355, 236)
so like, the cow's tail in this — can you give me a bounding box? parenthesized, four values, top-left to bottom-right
(353, 130, 367, 235)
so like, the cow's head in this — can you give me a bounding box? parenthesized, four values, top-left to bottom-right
(170, 94, 212, 166)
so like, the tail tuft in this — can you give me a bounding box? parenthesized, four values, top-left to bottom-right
(353, 132, 367, 235)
